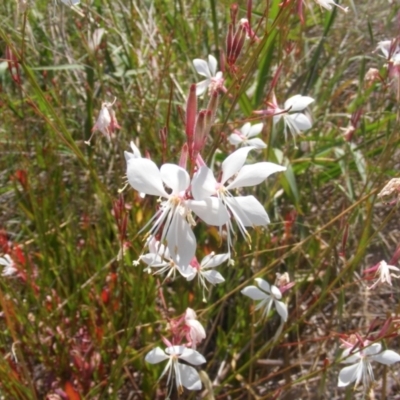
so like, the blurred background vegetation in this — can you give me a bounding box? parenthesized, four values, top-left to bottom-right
(1, 0, 400, 398)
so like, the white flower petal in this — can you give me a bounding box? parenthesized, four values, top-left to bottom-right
(255, 278, 271, 293)
(286, 113, 312, 132)
(195, 80, 210, 96)
(284, 95, 314, 112)
(127, 158, 168, 197)
(241, 285, 268, 300)
(193, 59, 211, 78)
(227, 162, 286, 190)
(166, 213, 196, 267)
(145, 347, 169, 364)
(187, 198, 230, 226)
(338, 362, 363, 387)
(228, 133, 243, 146)
(177, 364, 202, 390)
(239, 122, 251, 136)
(179, 348, 206, 365)
(364, 343, 382, 356)
(221, 146, 255, 185)
(270, 285, 282, 300)
(160, 164, 190, 194)
(202, 270, 225, 284)
(246, 138, 267, 148)
(201, 253, 229, 268)
(226, 196, 270, 226)
(208, 54, 218, 76)
(0, 255, 12, 266)
(247, 123, 264, 138)
(372, 350, 400, 365)
(274, 300, 288, 321)
(191, 166, 218, 200)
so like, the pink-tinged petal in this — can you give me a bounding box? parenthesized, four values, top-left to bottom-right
(179, 348, 206, 365)
(241, 285, 268, 300)
(160, 164, 190, 194)
(187, 198, 230, 226)
(185, 319, 206, 342)
(177, 364, 202, 390)
(166, 213, 196, 267)
(208, 54, 218, 76)
(226, 196, 270, 226)
(338, 362, 362, 387)
(371, 350, 400, 365)
(274, 300, 288, 321)
(145, 347, 169, 364)
(247, 123, 263, 138)
(286, 113, 312, 132)
(246, 138, 267, 148)
(284, 95, 314, 112)
(195, 80, 210, 96)
(228, 133, 243, 146)
(255, 278, 271, 293)
(203, 270, 225, 284)
(202, 253, 229, 268)
(127, 158, 168, 197)
(193, 59, 211, 78)
(270, 285, 282, 299)
(221, 146, 255, 185)
(227, 162, 286, 190)
(191, 166, 218, 200)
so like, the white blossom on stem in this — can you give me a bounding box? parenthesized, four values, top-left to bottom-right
(255, 93, 314, 140)
(186, 253, 227, 299)
(364, 260, 400, 290)
(338, 342, 400, 388)
(228, 122, 267, 149)
(315, 0, 349, 12)
(0, 254, 17, 277)
(193, 55, 225, 96)
(145, 344, 206, 392)
(241, 278, 288, 322)
(126, 158, 229, 266)
(191, 146, 286, 253)
(139, 239, 195, 280)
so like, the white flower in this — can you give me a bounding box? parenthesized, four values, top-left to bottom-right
(191, 146, 286, 252)
(338, 342, 400, 387)
(139, 239, 195, 280)
(241, 278, 288, 322)
(186, 253, 227, 296)
(273, 94, 314, 139)
(145, 345, 206, 392)
(0, 255, 17, 277)
(193, 55, 224, 96)
(315, 0, 349, 12)
(184, 308, 206, 348)
(365, 260, 400, 290)
(126, 159, 229, 266)
(228, 123, 267, 149)
(376, 40, 400, 66)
